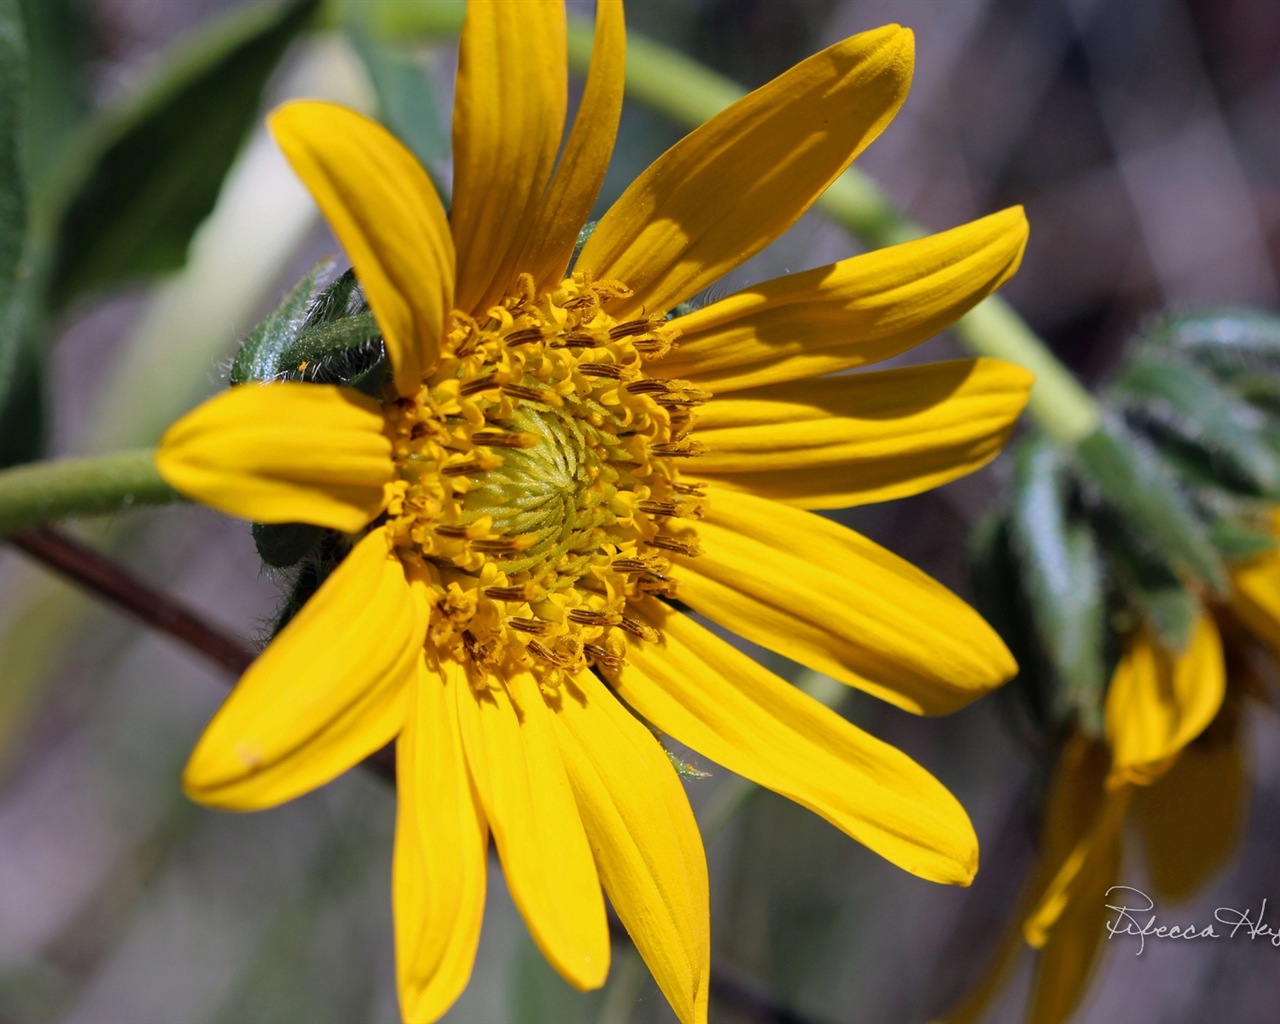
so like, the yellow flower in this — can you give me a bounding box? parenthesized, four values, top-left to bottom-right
(156, 3, 1032, 1021)
(944, 557, 1274, 1024)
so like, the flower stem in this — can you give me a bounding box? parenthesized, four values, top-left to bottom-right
(0, 448, 181, 535)
(355, 1, 1102, 444)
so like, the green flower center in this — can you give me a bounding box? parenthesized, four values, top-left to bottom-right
(382, 272, 707, 682)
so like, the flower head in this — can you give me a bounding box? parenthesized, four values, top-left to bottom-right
(156, 3, 1031, 1020)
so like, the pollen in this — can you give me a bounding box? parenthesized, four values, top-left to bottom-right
(381, 272, 707, 685)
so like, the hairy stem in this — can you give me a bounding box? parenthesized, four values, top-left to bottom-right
(0, 448, 181, 535)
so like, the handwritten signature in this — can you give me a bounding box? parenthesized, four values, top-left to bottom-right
(1105, 885, 1280, 954)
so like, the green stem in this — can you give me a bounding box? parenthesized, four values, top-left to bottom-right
(0, 449, 181, 535)
(359, 0, 1101, 444)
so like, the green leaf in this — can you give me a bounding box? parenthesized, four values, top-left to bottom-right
(967, 513, 1056, 739)
(1141, 308, 1280, 377)
(349, 30, 449, 195)
(0, 0, 39, 468)
(16, 0, 88, 184)
(1009, 435, 1106, 732)
(1211, 517, 1278, 562)
(1105, 527, 1198, 650)
(45, 0, 319, 310)
(1113, 359, 1280, 497)
(1073, 422, 1226, 594)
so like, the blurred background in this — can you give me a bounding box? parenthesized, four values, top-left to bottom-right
(2, 0, 1279, 1021)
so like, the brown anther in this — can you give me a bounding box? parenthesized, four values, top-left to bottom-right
(504, 327, 544, 347)
(650, 440, 706, 458)
(638, 499, 680, 517)
(584, 643, 623, 671)
(471, 430, 537, 448)
(483, 585, 529, 601)
(509, 617, 554, 636)
(673, 481, 708, 496)
(461, 374, 499, 396)
(501, 383, 561, 405)
(528, 639, 574, 667)
(577, 362, 625, 379)
(610, 318, 661, 339)
(567, 608, 616, 626)
(610, 557, 649, 574)
(462, 629, 483, 661)
(620, 615, 661, 642)
(441, 459, 487, 477)
(649, 534, 701, 556)
(624, 379, 670, 395)
(637, 572, 679, 596)
(471, 537, 526, 553)
(560, 333, 598, 349)
(433, 524, 471, 538)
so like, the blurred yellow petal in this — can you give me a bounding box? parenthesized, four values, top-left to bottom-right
(1105, 615, 1225, 786)
(693, 358, 1033, 508)
(1134, 721, 1244, 901)
(394, 654, 488, 1024)
(156, 382, 392, 533)
(518, 0, 625, 291)
(675, 490, 1015, 715)
(1028, 814, 1123, 1024)
(579, 25, 914, 318)
(553, 670, 709, 1024)
(454, 661, 610, 990)
(613, 598, 979, 885)
(269, 102, 454, 397)
(658, 208, 1028, 392)
(1026, 784, 1129, 948)
(184, 527, 422, 810)
(452, 0, 566, 314)
(1228, 544, 1280, 657)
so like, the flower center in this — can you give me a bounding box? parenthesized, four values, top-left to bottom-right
(383, 272, 708, 683)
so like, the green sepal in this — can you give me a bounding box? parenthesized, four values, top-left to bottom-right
(1009, 435, 1106, 732)
(267, 531, 353, 637)
(231, 259, 332, 384)
(1210, 517, 1278, 563)
(252, 520, 324, 570)
(966, 513, 1057, 741)
(45, 0, 319, 310)
(1140, 308, 1280, 377)
(1103, 526, 1198, 651)
(1112, 359, 1280, 497)
(1073, 422, 1226, 595)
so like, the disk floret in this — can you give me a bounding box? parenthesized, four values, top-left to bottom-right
(381, 272, 708, 684)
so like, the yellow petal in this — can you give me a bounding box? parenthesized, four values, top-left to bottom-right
(658, 208, 1028, 393)
(1027, 814, 1123, 1024)
(1228, 543, 1280, 657)
(692, 358, 1032, 508)
(269, 102, 454, 397)
(1133, 722, 1244, 901)
(579, 25, 914, 318)
(184, 527, 421, 810)
(1024, 784, 1129, 948)
(518, 0, 625, 291)
(614, 598, 979, 885)
(553, 669, 710, 1024)
(453, 661, 610, 990)
(394, 653, 488, 1024)
(156, 382, 393, 533)
(675, 489, 1015, 715)
(1105, 614, 1225, 787)
(452, 0, 567, 315)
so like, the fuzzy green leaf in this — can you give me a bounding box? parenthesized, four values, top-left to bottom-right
(1142, 308, 1280, 377)
(1073, 422, 1225, 594)
(1114, 360, 1280, 497)
(1009, 435, 1106, 731)
(45, 0, 318, 310)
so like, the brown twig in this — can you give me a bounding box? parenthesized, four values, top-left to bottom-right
(4, 526, 395, 780)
